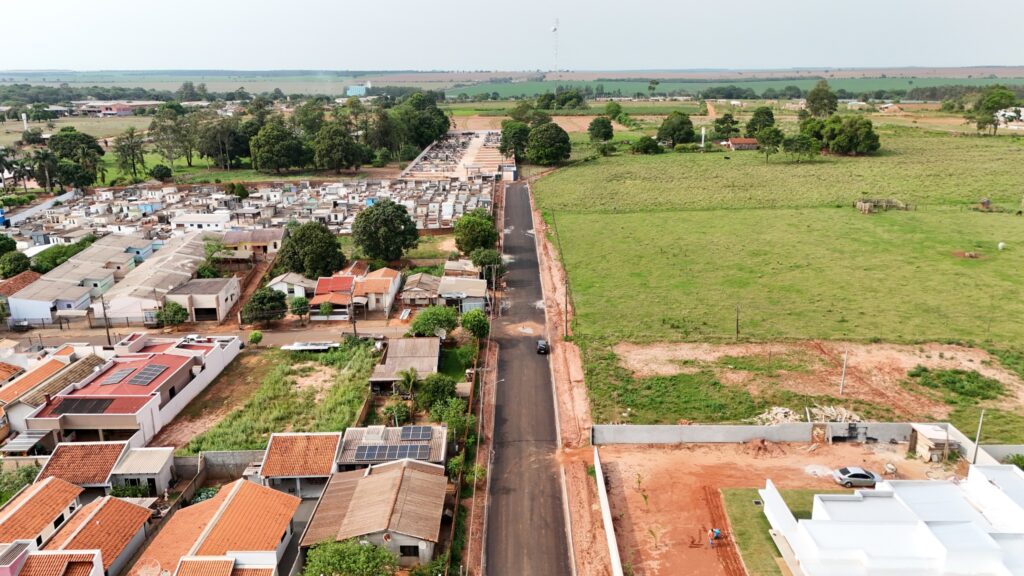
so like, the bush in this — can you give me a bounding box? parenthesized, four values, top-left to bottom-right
(381, 396, 410, 426)
(248, 330, 263, 346)
(371, 147, 391, 167)
(0, 251, 30, 279)
(416, 373, 457, 411)
(674, 143, 702, 153)
(907, 366, 1004, 401)
(156, 301, 189, 327)
(631, 136, 662, 155)
(111, 484, 151, 498)
(411, 305, 458, 337)
(461, 309, 490, 339)
(1005, 454, 1024, 470)
(0, 466, 40, 506)
(149, 164, 172, 181)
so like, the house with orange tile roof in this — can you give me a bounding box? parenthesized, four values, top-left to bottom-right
(36, 443, 128, 501)
(0, 477, 83, 549)
(299, 459, 447, 567)
(252, 433, 342, 499)
(12, 551, 102, 576)
(128, 480, 299, 576)
(354, 268, 400, 314)
(43, 496, 151, 576)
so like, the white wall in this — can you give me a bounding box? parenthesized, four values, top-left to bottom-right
(8, 298, 53, 322)
(108, 524, 147, 576)
(157, 340, 241, 429)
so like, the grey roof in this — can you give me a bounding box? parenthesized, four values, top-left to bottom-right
(337, 425, 447, 466)
(111, 447, 174, 475)
(369, 338, 440, 382)
(168, 277, 235, 295)
(11, 279, 90, 303)
(101, 233, 213, 300)
(223, 229, 285, 245)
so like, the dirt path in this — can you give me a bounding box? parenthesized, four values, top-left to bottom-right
(613, 341, 1024, 419)
(705, 101, 718, 120)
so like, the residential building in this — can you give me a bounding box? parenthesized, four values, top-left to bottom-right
(336, 425, 447, 470)
(43, 496, 151, 576)
(310, 276, 354, 319)
(128, 479, 300, 576)
(253, 432, 342, 499)
(369, 338, 440, 394)
(37, 442, 129, 501)
(170, 213, 231, 233)
(759, 464, 1024, 575)
(266, 273, 316, 300)
(222, 229, 285, 258)
(443, 260, 479, 278)
(354, 268, 400, 314)
(0, 477, 82, 549)
(399, 273, 440, 308)
(165, 277, 241, 323)
(0, 271, 42, 316)
(437, 276, 487, 313)
(300, 459, 447, 567)
(725, 137, 760, 151)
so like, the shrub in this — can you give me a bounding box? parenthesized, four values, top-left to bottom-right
(111, 484, 151, 498)
(1005, 454, 1024, 470)
(156, 301, 189, 327)
(461, 309, 490, 339)
(248, 330, 263, 346)
(631, 136, 662, 155)
(907, 366, 1004, 401)
(411, 305, 458, 337)
(149, 164, 172, 181)
(416, 373, 457, 411)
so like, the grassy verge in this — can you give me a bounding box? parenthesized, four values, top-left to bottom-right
(440, 342, 477, 381)
(723, 488, 848, 576)
(182, 341, 375, 453)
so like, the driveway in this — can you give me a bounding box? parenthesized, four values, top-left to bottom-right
(484, 182, 571, 575)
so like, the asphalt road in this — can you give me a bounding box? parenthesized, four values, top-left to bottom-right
(485, 182, 571, 575)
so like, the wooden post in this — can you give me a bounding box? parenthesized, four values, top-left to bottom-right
(973, 409, 986, 464)
(839, 350, 848, 395)
(734, 304, 740, 340)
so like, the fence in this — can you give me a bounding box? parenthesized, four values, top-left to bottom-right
(0, 455, 48, 472)
(593, 447, 624, 576)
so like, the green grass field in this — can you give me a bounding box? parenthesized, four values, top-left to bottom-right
(0, 116, 152, 147)
(723, 488, 848, 576)
(448, 77, 1024, 99)
(442, 100, 703, 117)
(535, 124, 1024, 426)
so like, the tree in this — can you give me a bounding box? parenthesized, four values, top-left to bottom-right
(712, 113, 740, 139)
(313, 122, 366, 173)
(744, 106, 776, 137)
(149, 108, 184, 167)
(656, 111, 695, 146)
(454, 214, 498, 254)
(292, 99, 326, 136)
(275, 221, 346, 279)
(970, 85, 1018, 135)
(241, 288, 287, 325)
(49, 127, 104, 162)
(782, 133, 819, 162)
(604, 101, 623, 120)
(430, 397, 476, 441)
(0, 252, 29, 279)
(525, 122, 571, 166)
(756, 126, 785, 164)
(631, 136, 662, 155)
(319, 302, 333, 317)
(351, 199, 419, 262)
(410, 305, 458, 337)
(289, 296, 310, 320)
(396, 368, 419, 397)
(461, 308, 490, 339)
(250, 117, 307, 172)
(416, 373, 456, 412)
(587, 116, 614, 142)
(469, 248, 505, 286)
(198, 116, 246, 169)
(302, 539, 396, 576)
(113, 127, 146, 181)
(248, 330, 263, 347)
(156, 301, 189, 327)
(30, 149, 57, 193)
(56, 159, 94, 190)
(820, 115, 880, 155)
(499, 120, 530, 161)
(806, 80, 838, 118)
(149, 164, 172, 181)
(0, 236, 16, 257)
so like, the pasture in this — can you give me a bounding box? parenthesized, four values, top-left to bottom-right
(0, 116, 152, 147)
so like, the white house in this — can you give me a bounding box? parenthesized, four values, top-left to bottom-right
(165, 277, 241, 322)
(170, 212, 231, 233)
(267, 272, 317, 300)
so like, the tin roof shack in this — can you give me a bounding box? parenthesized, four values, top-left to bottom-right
(253, 432, 342, 499)
(300, 459, 447, 568)
(165, 278, 241, 323)
(369, 338, 440, 395)
(399, 273, 440, 308)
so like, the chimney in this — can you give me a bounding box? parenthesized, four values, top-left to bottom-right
(43, 393, 51, 404)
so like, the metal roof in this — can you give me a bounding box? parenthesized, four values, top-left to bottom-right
(0, 430, 49, 453)
(111, 447, 174, 476)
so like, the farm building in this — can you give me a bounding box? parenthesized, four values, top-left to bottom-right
(725, 137, 759, 151)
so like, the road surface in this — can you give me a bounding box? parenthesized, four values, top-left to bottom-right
(485, 182, 571, 575)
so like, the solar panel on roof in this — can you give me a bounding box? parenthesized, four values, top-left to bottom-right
(127, 364, 168, 386)
(100, 368, 135, 385)
(52, 398, 113, 415)
(400, 426, 432, 441)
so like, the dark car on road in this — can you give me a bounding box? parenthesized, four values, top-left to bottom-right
(536, 339, 550, 354)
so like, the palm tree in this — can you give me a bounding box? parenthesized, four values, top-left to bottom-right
(0, 148, 12, 193)
(396, 367, 419, 398)
(11, 158, 33, 193)
(31, 149, 56, 193)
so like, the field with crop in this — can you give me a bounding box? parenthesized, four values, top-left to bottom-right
(535, 124, 1024, 428)
(448, 77, 1024, 99)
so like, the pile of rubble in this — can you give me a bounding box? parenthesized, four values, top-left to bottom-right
(751, 404, 862, 425)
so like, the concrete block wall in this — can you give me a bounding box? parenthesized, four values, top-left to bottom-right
(202, 450, 265, 480)
(979, 445, 1024, 463)
(591, 423, 814, 445)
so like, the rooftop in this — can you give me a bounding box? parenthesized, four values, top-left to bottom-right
(168, 278, 235, 296)
(370, 338, 440, 383)
(0, 477, 83, 542)
(301, 459, 446, 546)
(17, 552, 97, 576)
(315, 276, 354, 294)
(437, 276, 487, 298)
(111, 447, 174, 476)
(20, 355, 106, 408)
(260, 433, 342, 479)
(337, 425, 447, 466)
(35, 395, 154, 418)
(0, 270, 42, 298)
(0, 355, 73, 406)
(72, 353, 192, 397)
(44, 496, 151, 570)
(38, 442, 128, 486)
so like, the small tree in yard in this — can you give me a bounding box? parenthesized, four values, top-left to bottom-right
(470, 248, 505, 286)
(382, 396, 410, 426)
(0, 252, 30, 279)
(248, 330, 263, 347)
(454, 214, 498, 254)
(756, 126, 785, 164)
(631, 136, 662, 155)
(302, 539, 396, 576)
(430, 397, 476, 441)
(319, 302, 333, 318)
(416, 373, 457, 411)
(289, 296, 309, 322)
(241, 288, 286, 326)
(461, 308, 490, 339)
(410, 305, 458, 337)
(396, 368, 419, 397)
(156, 301, 189, 327)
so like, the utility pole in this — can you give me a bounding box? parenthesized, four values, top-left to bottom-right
(972, 409, 986, 464)
(839, 350, 849, 395)
(734, 304, 740, 340)
(100, 295, 112, 346)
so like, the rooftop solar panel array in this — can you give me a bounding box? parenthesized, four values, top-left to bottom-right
(354, 444, 431, 462)
(127, 364, 168, 386)
(399, 426, 433, 441)
(100, 367, 135, 385)
(51, 398, 113, 415)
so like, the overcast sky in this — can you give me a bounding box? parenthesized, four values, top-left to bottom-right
(5, 0, 1020, 71)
